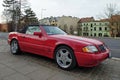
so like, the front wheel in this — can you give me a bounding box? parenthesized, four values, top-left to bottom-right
(10, 40, 21, 55)
(55, 46, 77, 70)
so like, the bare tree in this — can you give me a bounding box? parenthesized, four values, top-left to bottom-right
(99, 4, 120, 37)
(2, 0, 31, 31)
(104, 4, 118, 18)
(109, 15, 120, 37)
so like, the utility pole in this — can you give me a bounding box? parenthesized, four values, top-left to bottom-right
(18, 0, 21, 31)
(15, 0, 21, 32)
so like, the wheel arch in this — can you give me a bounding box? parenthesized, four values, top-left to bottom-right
(10, 38, 18, 45)
(53, 44, 74, 59)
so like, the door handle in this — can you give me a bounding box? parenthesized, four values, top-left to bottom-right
(21, 36, 25, 38)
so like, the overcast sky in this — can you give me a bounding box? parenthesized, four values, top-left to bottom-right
(0, 0, 120, 23)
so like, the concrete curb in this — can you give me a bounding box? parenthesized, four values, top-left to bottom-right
(85, 37, 120, 40)
(98, 37, 120, 40)
(111, 57, 120, 61)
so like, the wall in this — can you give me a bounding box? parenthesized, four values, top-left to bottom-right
(0, 24, 8, 32)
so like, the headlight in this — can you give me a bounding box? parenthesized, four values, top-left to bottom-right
(82, 45, 98, 53)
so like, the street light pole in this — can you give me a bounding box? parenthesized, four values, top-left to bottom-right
(41, 9, 46, 19)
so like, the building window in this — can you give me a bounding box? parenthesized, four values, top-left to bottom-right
(91, 34, 93, 36)
(104, 33, 109, 37)
(83, 33, 86, 36)
(91, 29, 92, 31)
(94, 23, 96, 25)
(86, 27, 88, 31)
(94, 33, 96, 37)
(86, 33, 89, 36)
(91, 24, 93, 27)
(105, 23, 108, 25)
(99, 27, 102, 31)
(83, 27, 85, 31)
(80, 24, 82, 26)
(94, 27, 96, 31)
(105, 27, 107, 31)
(98, 33, 102, 37)
(83, 33, 89, 36)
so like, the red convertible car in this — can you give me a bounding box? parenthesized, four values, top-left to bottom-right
(8, 25, 110, 70)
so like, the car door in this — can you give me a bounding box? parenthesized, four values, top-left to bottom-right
(19, 25, 46, 55)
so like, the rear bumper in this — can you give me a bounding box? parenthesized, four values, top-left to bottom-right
(75, 50, 110, 67)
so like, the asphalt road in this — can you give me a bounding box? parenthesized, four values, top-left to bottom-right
(0, 32, 8, 39)
(0, 32, 120, 58)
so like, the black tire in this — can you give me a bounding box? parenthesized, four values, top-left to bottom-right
(10, 39, 21, 55)
(55, 46, 77, 70)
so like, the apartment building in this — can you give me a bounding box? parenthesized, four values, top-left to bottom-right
(78, 17, 111, 37)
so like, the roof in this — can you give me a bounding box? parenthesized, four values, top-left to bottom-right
(100, 19, 109, 22)
(111, 15, 120, 21)
(78, 17, 95, 23)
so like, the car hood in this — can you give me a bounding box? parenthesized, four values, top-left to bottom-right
(50, 35, 103, 45)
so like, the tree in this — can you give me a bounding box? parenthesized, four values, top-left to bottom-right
(104, 4, 119, 18)
(70, 25, 74, 34)
(2, 0, 18, 31)
(2, 0, 15, 22)
(64, 24, 68, 33)
(109, 15, 120, 37)
(2, 0, 35, 31)
(100, 4, 120, 37)
(105, 4, 120, 37)
(23, 8, 39, 26)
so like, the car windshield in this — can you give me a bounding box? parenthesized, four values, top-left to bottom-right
(43, 26, 67, 35)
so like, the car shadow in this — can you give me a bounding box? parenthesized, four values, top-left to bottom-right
(19, 52, 105, 72)
(12, 52, 111, 80)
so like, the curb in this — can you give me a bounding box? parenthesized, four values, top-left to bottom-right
(111, 57, 120, 61)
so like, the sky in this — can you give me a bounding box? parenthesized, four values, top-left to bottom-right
(0, 0, 120, 23)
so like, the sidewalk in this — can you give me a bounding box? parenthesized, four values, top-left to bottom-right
(0, 39, 120, 80)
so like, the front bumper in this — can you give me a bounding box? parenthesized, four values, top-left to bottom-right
(75, 50, 110, 67)
(108, 52, 112, 58)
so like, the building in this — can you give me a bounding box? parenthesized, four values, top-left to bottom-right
(0, 23, 9, 32)
(78, 17, 111, 37)
(49, 17, 58, 26)
(109, 15, 120, 37)
(57, 16, 79, 34)
(39, 17, 50, 25)
(39, 16, 79, 34)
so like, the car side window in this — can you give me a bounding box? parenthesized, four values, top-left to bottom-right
(26, 26, 41, 35)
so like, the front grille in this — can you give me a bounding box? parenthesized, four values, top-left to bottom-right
(99, 45, 106, 52)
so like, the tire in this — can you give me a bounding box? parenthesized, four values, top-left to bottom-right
(55, 46, 76, 70)
(10, 39, 21, 55)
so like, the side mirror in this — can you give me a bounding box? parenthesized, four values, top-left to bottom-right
(34, 32, 42, 37)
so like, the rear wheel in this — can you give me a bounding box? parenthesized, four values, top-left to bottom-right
(10, 40, 21, 55)
(55, 46, 76, 70)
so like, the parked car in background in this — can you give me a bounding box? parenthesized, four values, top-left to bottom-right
(8, 25, 110, 70)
